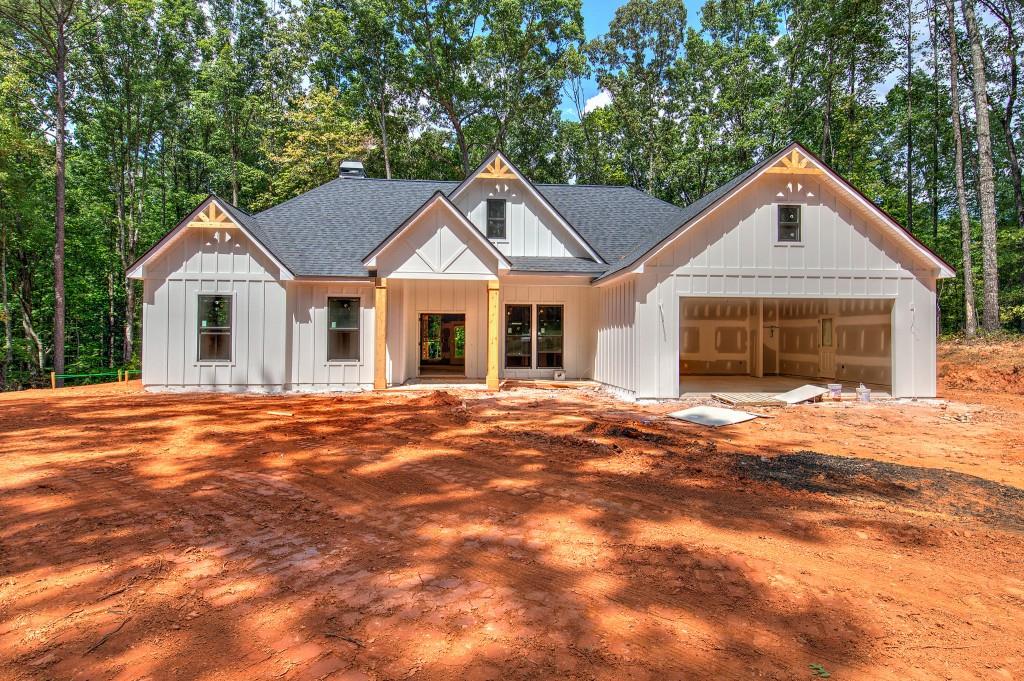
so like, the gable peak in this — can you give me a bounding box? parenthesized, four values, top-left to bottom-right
(477, 154, 516, 180)
(765, 147, 821, 176)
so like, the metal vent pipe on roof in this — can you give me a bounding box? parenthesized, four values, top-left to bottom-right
(339, 160, 365, 178)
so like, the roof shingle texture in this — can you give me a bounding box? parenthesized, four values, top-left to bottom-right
(248, 177, 705, 278)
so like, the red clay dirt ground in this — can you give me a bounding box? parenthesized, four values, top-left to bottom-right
(1, 341, 1023, 680)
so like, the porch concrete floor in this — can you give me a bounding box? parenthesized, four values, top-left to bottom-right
(680, 374, 892, 399)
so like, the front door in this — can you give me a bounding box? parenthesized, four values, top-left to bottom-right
(819, 317, 837, 379)
(419, 313, 466, 376)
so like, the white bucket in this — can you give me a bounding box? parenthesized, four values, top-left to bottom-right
(827, 383, 842, 399)
(856, 385, 871, 403)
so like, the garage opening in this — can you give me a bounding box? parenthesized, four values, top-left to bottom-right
(679, 297, 892, 397)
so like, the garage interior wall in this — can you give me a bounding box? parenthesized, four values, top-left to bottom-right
(679, 297, 893, 385)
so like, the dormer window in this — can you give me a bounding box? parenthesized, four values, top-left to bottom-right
(778, 205, 801, 242)
(486, 199, 507, 240)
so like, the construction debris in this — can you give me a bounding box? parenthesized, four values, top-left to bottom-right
(668, 405, 760, 427)
(773, 385, 828, 405)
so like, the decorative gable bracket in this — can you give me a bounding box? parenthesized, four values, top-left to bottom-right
(477, 156, 516, 180)
(189, 201, 236, 228)
(764, 149, 822, 175)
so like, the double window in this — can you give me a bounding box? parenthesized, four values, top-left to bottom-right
(778, 204, 801, 242)
(486, 198, 507, 240)
(505, 304, 563, 369)
(328, 297, 360, 361)
(198, 294, 232, 362)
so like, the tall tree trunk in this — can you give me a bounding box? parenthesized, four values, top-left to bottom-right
(1, 220, 11, 385)
(929, 0, 940, 244)
(230, 141, 240, 205)
(17, 250, 44, 372)
(53, 18, 68, 382)
(107, 271, 115, 368)
(123, 281, 135, 365)
(945, 0, 978, 337)
(378, 99, 391, 180)
(962, 0, 1000, 331)
(906, 0, 914, 235)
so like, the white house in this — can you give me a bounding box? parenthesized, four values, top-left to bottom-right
(127, 142, 954, 399)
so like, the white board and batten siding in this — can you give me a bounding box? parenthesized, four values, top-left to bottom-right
(501, 279, 596, 381)
(453, 178, 589, 258)
(140, 226, 287, 391)
(374, 201, 499, 280)
(287, 282, 375, 391)
(594, 278, 638, 397)
(604, 173, 939, 399)
(385, 277, 595, 384)
(387, 279, 490, 384)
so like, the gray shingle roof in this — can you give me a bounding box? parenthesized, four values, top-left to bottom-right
(508, 256, 610, 274)
(247, 177, 693, 277)
(255, 179, 458, 277)
(221, 151, 777, 279)
(591, 154, 779, 281)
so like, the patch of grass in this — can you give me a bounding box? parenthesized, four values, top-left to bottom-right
(809, 662, 832, 678)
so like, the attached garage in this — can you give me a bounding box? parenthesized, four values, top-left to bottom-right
(593, 144, 955, 401)
(679, 297, 893, 394)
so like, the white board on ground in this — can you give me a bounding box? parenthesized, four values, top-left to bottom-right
(773, 385, 828, 405)
(668, 405, 760, 427)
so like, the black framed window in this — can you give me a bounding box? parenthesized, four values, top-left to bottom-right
(328, 297, 360, 361)
(505, 304, 531, 368)
(537, 305, 564, 368)
(778, 204, 801, 242)
(486, 198, 507, 240)
(197, 294, 232, 362)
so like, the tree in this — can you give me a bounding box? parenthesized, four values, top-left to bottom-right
(961, 0, 1000, 330)
(258, 88, 371, 206)
(0, 0, 97, 381)
(305, 0, 408, 179)
(77, 0, 199, 365)
(981, 0, 1023, 232)
(944, 0, 978, 336)
(193, 0, 299, 206)
(589, 0, 687, 196)
(399, 0, 584, 175)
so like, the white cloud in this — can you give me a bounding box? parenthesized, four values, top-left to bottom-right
(583, 89, 613, 115)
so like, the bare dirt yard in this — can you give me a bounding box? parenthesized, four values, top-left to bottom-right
(2, 341, 1023, 680)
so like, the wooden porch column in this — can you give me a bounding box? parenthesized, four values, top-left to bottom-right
(486, 279, 500, 390)
(374, 277, 388, 390)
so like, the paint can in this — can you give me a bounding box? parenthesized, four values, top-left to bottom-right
(827, 383, 842, 400)
(856, 384, 871, 403)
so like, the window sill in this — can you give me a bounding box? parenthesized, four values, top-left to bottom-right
(326, 360, 363, 366)
(195, 361, 235, 367)
(773, 242, 805, 247)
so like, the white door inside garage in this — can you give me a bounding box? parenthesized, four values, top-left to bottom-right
(679, 297, 893, 393)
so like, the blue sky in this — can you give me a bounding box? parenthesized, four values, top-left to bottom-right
(563, 0, 705, 120)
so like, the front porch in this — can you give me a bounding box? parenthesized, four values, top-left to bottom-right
(375, 277, 502, 390)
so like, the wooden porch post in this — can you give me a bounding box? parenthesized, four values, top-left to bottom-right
(486, 279, 500, 390)
(374, 277, 388, 390)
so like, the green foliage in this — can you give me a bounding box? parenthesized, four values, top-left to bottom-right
(1, 0, 1023, 389)
(257, 88, 371, 209)
(809, 662, 832, 678)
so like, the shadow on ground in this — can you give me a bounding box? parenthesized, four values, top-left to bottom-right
(1, 384, 1022, 680)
